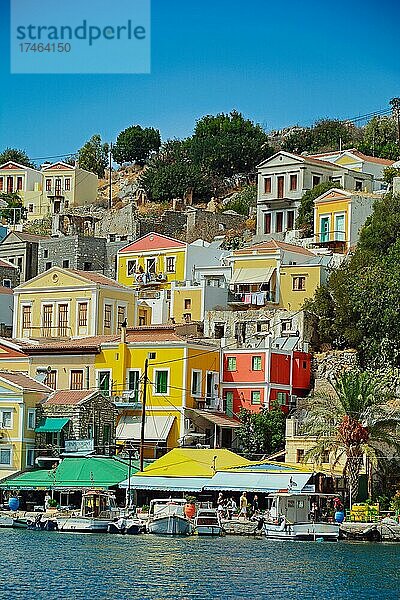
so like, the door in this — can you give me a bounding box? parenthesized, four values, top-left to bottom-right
(277, 176, 284, 198)
(320, 217, 330, 243)
(334, 214, 345, 241)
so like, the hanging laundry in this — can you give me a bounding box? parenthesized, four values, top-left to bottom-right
(244, 293, 252, 304)
(251, 293, 258, 304)
(256, 292, 265, 305)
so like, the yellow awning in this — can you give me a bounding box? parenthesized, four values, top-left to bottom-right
(231, 267, 275, 285)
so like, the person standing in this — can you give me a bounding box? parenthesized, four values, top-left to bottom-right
(239, 492, 248, 519)
(252, 494, 259, 516)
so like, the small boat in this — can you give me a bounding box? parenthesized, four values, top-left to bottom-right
(262, 493, 340, 541)
(26, 514, 58, 531)
(0, 515, 14, 528)
(57, 490, 120, 533)
(147, 499, 192, 536)
(108, 515, 145, 535)
(194, 508, 223, 536)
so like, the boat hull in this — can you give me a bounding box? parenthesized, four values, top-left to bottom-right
(0, 516, 14, 528)
(196, 525, 222, 536)
(108, 519, 144, 535)
(56, 516, 110, 533)
(148, 515, 191, 536)
(264, 522, 339, 541)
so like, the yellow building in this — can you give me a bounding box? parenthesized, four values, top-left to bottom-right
(314, 188, 378, 252)
(41, 161, 98, 212)
(0, 371, 51, 479)
(0, 161, 44, 221)
(12, 267, 135, 340)
(229, 240, 329, 311)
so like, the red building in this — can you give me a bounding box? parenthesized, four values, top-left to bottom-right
(221, 347, 311, 415)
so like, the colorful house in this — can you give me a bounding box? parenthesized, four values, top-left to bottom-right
(41, 161, 98, 213)
(0, 162, 44, 221)
(229, 240, 329, 311)
(314, 188, 379, 252)
(221, 345, 311, 415)
(0, 371, 51, 480)
(12, 266, 135, 340)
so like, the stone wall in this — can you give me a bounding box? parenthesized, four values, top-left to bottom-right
(0, 265, 19, 288)
(39, 235, 107, 274)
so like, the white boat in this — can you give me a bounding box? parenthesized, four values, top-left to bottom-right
(194, 508, 223, 536)
(263, 493, 340, 541)
(108, 515, 145, 535)
(57, 490, 120, 533)
(147, 498, 192, 535)
(0, 515, 14, 528)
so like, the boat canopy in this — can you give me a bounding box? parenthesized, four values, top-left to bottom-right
(35, 417, 70, 433)
(120, 475, 209, 491)
(203, 471, 313, 493)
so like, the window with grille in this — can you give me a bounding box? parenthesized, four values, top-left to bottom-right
(264, 177, 271, 193)
(252, 356, 262, 371)
(127, 260, 137, 276)
(58, 304, 68, 336)
(226, 357, 237, 371)
(0, 449, 11, 465)
(45, 178, 52, 191)
(292, 276, 306, 291)
(155, 370, 168, 394)
(64, 178, 71, 191)
(1, 410, 12, 428)
(166, 256, 176, 273)
(104, 304, 112, 331)
(42, 304, 53, 336)
(22, 305, 31, 330)
(251, 390, 261, 404)
(27, 409, 36, 430)
(45, 370, 57, 389)
(117, 306, 126, 329)
(78, 302, 88, 327)
(71, 370, 84, 390)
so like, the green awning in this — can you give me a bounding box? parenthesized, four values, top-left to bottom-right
(35, 418, 70, 433)
(0, 457, 144, 491)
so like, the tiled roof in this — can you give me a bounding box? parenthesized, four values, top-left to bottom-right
(309, 148, 394, 166)
(22, 335, 119, 353)
(235, 240, 314, 256)
(119, 232, 186, 253)
(44, 389, 96, 406)
(12, 232, 49, 242)
(69, 270, 128, 289)
(0, 259, 17, 269)
(0, 370, 51, 392)
(0, 285, 13, 294)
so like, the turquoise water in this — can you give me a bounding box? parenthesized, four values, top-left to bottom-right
(1, 530, 399, 599)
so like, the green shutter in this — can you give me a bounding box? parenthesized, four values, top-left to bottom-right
(157, 371, 168, 394)
(225, 391, 234, 417)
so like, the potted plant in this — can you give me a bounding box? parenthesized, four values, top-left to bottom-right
(47, 498, 58, 512)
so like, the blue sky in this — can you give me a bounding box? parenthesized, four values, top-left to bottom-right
(1, 0, 399, 162)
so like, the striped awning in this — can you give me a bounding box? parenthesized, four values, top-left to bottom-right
(231, 267, 275, 285)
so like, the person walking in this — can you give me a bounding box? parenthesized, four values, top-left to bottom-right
(239, 492, 248, 520)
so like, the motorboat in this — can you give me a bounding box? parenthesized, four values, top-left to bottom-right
(194, 508, 223, 536)
(147, 498, 192, 535)
(57, 490, 120, 533)
(262, 493, 340, 541)
(26, 514, 57, 531)
(108, 515, 146, 535)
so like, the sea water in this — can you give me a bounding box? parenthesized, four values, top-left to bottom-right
(0, 529, 399, 599)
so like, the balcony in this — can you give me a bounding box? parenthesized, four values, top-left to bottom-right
(137, 290, 161, 300)
(195, 396, 224, 412)
(113, 391, 142, 410)
(228, 290, 276, 306)
(133, 272, 167, 286)
(46, 188, 65, 197)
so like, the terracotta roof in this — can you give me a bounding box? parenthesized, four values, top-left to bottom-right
(0, 285, 13, 294)
(22, 335, 119, 354)
(0, 370, 51, 392)
(4, 231, 49, 243)
(119, 233, 186, 254)
(309, 148, 394, 166)
(235, 240, 314, 256)
(68, 270, 128, 289)
(0, 259, 17, 269)
(0, 342, 28, 358)
(44, 389, 96, 406)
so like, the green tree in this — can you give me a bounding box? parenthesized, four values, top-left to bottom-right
(0, 192, 27, 224)
(296, 181, 342, 236)
(237, 402, 286, 459)
(282, 120, 361, 154)
(281, 128, 314, 154)
(302, 370, 400, 503)
(189, 111, 272, 178)
(358, 116, 399, 160)
(112, 125, 161, 166)
(224, 184, 257, 216)
(77, 134, 109, 178)
(139, 140, 213, 202)
(0, 148, 35, 169)
(383, 166, 400, 185)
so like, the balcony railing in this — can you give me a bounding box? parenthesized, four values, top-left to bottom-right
(195, 396, 224, 412)
(133, 272, 167, 286)
(46, 188, 65, 197)
(228, 290, 276, 305)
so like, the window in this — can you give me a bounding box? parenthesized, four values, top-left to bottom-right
(1, 410, 12, 428)
(45, 178, 52, 191)
(42, 304, 53, 336)
(296, 449, 305, 463)
(98, 371, 111, 394)
(166, 256, 175, 273)
(276, 212, 283, 233)
(183, 313, 192, 322)
(127, 259, 137, 276)
(184, 298, 191, 310)
(0, 177, 3, 191)
(45, 262, 52, 270)
(287, 210, 294, 231)
(62, 259, 70, 268)
(320, 216, 330, 243)
(277, 176, 284, 198)
(290, 174, 297, 191)
(292, 276, 306, 291)
(355, 180, 362, 191)
(2, 279, 11, 288)
(225, 391, 234, 417)
(16, 176, 23, 190)
(226, 356, 237, 371)
(264, 213, 271, 234)
(155, 370, 168, 394)
(214, 323, 225, 339)
(43, 249, 49, 259)
(84, 262, 92, 271)
(64, 178, 71, 191)
(277, 392, 287, 405)
(55, 178, 62, 194)
(303, 360, 307, 369)
(146, 258, 156, 274)
(70, 370, 84, 390)
(117, 306, 126, 329)
(334, 214, 345, 242)
(27, 409, 36, 430)
(191, 370, 202, 396)
(104, 304, 112, 331)
(252, 356, 262, 371)
(58, 304, 68, 336)
(6, 176, 13, 193)
(257, 320, 269, 333)
(0, 449, 11, 466)
(312, 175, 321, 188)
(78, 302, 88, 327)
(45, 370, 57, 389)
(251, 390, 261, 405)
(264, 177, 271, 193)
(27, 448, 35, 467)
(128, 370, 140, 401)
(22, 305, 31, 331)
(28, 204, 34, 213)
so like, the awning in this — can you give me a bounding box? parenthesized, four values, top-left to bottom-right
(231, 267, 275, 285)
(186, 409, 242, 428)
(35, 417, 69, 433)
(204, 471, 312, 493)
(120, 475, 209, 491)
(116, 415, 175, 442)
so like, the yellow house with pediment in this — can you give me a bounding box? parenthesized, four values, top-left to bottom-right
(12, 267, 136, 340)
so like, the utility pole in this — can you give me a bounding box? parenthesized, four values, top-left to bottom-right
(108, 142, 113, 209)
(139, 358, 149, 472)
(390, 98, 400, 144)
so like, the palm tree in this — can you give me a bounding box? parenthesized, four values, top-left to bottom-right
(302, 370, 400, 505)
